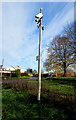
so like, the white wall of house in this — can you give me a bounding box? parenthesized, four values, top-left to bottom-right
(6, 66, 25, 73)
(6, 66, 15, 71)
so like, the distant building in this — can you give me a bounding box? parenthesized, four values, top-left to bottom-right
(6, 66, 25, 73)
(15, 66, 20, 70)
(6, 66, 15, 71)
(15, 66, 25, 73)
(27, 69, 32, 74)
(51, 72, 76, 77)
(0, 66, 25, 77)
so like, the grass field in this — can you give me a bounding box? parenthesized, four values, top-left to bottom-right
(2, 77, 76, 120)
(2, 88, 76, 120)
(42, 80, 74, 95)
(28, 78, 75, 95)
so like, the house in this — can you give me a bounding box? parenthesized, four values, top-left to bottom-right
(6, 66, 25, 73)
(0, 66, 25, 78)
(6, 66, 15, 71)
(15, 66, 25, 73)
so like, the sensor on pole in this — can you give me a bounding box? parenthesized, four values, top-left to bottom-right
(35, 8, 44, 101)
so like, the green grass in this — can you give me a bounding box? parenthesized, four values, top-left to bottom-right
(4, 76, 31, 80)
(2, 88, 74, 120)
(28, 78, 75, 95)
(52, 77, 76, 81)
(18, 76, 31, 79)
(42, 80, 74, 95)
(2, 78, 76, 119)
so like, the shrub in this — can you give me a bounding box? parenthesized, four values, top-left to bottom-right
(11, 69, 21, 78)
(18, 76, 31, 79)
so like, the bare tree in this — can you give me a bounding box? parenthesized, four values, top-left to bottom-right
(44, 35, 75, 77)
(64, 21, 76, 61)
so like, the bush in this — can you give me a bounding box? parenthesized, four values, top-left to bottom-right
(18, 76, 31, 79)
(11, 69, 21, 78)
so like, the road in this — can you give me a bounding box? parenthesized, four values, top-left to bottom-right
(25, 77, 38, 80)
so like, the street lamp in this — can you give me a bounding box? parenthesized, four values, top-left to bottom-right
(35, 8, 44, 101)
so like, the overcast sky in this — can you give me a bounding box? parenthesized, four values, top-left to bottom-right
(0, 1, 74, 71)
